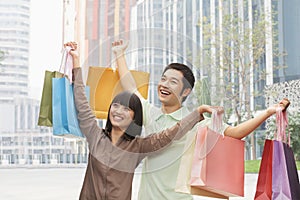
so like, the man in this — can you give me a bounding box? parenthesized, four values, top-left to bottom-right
(112, 40, 290, 199)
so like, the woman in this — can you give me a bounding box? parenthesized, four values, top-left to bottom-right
(65, 42, 217, 200)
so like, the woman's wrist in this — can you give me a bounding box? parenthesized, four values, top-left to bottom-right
(72, 57, 80, 68)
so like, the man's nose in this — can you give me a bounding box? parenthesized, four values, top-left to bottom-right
(160, 80, 170, 88)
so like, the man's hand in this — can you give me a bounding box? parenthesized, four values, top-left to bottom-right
(112, 39, 129, 57)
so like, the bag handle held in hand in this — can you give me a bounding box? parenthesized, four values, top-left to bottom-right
(59, 46, 73, 82)
(275, 108, 289, 145)
(211, 109, 224, 137)
(196, 108, 224, 159)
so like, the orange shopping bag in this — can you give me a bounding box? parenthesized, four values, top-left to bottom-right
(190, 111, 245, 197)
(86, 66, 149, 119)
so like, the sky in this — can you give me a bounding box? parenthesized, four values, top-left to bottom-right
(29, 0, 63, 100)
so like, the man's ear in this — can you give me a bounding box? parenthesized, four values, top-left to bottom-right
(182, 88, 191, 98)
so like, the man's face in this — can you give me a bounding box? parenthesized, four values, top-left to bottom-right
(157, 69, 189, 107)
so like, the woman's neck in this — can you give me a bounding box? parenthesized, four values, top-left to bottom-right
(111, 127, 124, 145)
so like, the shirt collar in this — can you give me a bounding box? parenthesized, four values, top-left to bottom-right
(155, 106, 190, 121)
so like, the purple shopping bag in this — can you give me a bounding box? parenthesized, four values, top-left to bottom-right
(272, 109, 292, 199)
(272, 140, 291, 199)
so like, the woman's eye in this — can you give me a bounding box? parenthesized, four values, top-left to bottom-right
(112, 103, 120, 108)
(123, 107, 131, 112)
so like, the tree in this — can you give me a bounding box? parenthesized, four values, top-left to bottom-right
(195, 4, 284, 160)
(0, 50, 5, 72)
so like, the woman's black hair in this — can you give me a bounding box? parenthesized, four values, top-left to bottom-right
(104, 91, 143, 140)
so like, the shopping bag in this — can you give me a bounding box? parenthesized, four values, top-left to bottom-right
(272, 140, 291, 199)
(272, 109, 292, 199)
(283, 143, 300, 200)
(52, 47, 90, 138)
(38, 47, 72, 127)
(276, 109, 300, 200)
(175, 129, 229, 199)
(52, 77, 90, 138)
(190, 111, 245, 197)
(38, 70, 64, 127)
(254, 139, 273, 200)
(86, 66, 150, 119)
(255, 109, 296, 200)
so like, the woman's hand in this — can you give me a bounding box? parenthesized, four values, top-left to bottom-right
(266, 98, 290, 115)
(112, 39, 128, 57)
(64, 41, 80, 68)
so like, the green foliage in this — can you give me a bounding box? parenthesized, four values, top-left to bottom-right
(0, 50, 4, 60)
(195, 77, 211, 106)
(245, 159, 300, 173)
(245, 160, 261, 173)
(195, 6, 285, 125)
(197, 11, 271, 123)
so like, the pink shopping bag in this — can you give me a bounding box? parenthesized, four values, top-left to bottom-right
(190, 111, 245, 197)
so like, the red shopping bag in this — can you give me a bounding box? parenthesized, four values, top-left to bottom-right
(254, 139, 273, 200)
(190, 111, 245, 197)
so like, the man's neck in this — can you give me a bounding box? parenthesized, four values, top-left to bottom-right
(161, 104, 182, 114)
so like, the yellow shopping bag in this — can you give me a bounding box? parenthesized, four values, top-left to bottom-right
(86, 66, 149, 119)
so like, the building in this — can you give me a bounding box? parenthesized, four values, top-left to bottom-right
(64, 0, 299, 160)
(274, 0, 300, 82)
(0, 0, 30, 102)
(0, 0, 88, 166)
(62, 0, 137, 81)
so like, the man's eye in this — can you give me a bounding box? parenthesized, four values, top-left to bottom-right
(160, 77, 166, 81)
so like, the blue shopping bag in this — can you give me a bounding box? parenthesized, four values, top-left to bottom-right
(52, 76, 90, 138)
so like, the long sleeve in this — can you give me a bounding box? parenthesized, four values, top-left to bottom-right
(73, 68, 102, 148)
(138, 110, 202, 154)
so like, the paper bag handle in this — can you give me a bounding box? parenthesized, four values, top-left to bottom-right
(275, 108, 289, 145)
(211, 109, 224, 137)
(59, 46, 73, 82)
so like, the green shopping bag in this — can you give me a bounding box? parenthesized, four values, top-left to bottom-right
(38, 47, 71, 127)
(38, 70, 64, 127)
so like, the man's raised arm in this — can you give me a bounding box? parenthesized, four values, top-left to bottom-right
(112, 40, 143, 99)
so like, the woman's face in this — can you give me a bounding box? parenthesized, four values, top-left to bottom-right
(109, 103, 135, 131)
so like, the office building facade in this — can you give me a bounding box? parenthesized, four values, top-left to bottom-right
(0, 0, 88, 166)
(64, 0, 299, 159)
